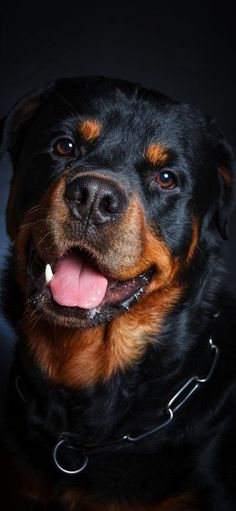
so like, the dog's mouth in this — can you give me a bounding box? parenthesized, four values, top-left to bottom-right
(27, 244, 153, 326)
(48, 250, 152, 309)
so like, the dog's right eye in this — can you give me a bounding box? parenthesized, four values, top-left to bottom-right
(54, 138, 75, 157)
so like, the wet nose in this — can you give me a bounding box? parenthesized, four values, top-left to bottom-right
(65, 175, 127, 225)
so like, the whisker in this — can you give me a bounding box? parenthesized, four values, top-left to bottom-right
(29, 310, 47, 331)
(20, 219, 47, 231)
(37, 231, 51, 247)
(26, 204, 41, 215)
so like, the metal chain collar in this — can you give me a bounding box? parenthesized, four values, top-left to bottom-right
(52, 337, 219, 475)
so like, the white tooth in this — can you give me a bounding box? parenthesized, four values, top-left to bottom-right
(45, 263, 54, 284)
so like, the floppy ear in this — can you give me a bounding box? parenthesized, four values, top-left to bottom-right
(207, 117, 236, 240)
(1, 85, 53, 167)
(215, 138, 235, 240)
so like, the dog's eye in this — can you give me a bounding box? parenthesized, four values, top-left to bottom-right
(54, 138, 75, 157)
(154, 169, 178, 190)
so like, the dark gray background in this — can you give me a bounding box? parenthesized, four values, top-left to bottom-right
(0, 1, 235, 389)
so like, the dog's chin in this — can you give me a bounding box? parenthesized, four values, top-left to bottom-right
(25, 244, 154, 329)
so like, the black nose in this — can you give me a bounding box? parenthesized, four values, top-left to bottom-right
(65, 174, 127, 225)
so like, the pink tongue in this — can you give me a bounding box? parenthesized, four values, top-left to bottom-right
(49, 255, 108, 309)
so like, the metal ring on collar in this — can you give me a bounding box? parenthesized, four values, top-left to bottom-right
(53, 439, 88, 475)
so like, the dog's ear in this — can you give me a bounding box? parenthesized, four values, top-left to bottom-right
(208, 118, 236, 240)
(1, 85, 53, 166)
(215, 139, 235, 240)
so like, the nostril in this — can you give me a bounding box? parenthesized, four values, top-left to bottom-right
(76, 187, 89, 205)
(65, 181, 78, 202)
(65, 182, 89, 205)
(101, 193, 120, 214)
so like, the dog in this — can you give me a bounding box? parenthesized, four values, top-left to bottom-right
(0, 76, 236, 510)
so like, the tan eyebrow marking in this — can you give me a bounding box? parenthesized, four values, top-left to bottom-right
(145, 143, 169, 166)
(78, 119, 102, 142)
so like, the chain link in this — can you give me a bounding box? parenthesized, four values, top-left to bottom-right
(124, 338, 219, 442)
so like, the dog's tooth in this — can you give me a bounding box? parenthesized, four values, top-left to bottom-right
(45, 263, 54, 284)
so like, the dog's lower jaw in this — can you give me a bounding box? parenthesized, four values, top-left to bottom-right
(25, 267, 153, 330)
(20, 280, 182, 389)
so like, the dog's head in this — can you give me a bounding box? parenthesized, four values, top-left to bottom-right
(1, 77, 235, 331)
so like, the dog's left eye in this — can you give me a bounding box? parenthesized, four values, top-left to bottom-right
(54, 138, 75, 157)
(154, 169, 179, 190)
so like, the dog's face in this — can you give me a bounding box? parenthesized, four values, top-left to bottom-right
(2, 77, 235, 330)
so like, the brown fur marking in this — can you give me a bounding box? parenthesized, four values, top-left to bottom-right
(78, 119, 102, 141)
(218, 166, 232, 187)
(62, 488, 195, 510)
(186, 221, 199, 263)
(11, 97, 42, 135)
(145, 143, 169, 166)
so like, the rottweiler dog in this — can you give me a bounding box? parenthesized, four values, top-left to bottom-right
(0, 77, 236, 510)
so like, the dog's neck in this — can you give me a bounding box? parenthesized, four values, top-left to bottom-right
(18, 262, 222, 389)
(13, 305, 221, 458)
